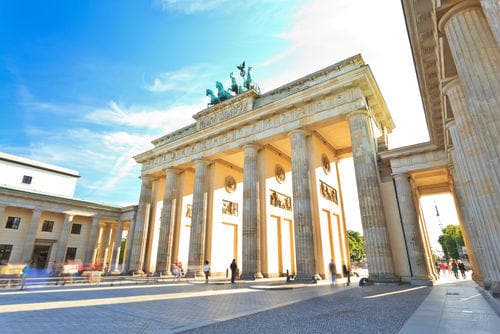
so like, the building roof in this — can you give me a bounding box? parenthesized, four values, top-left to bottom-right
(0, 152, 80, 178)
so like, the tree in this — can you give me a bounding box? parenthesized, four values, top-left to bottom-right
(438, 225, 464, 260)
(347, 230, 365, 261)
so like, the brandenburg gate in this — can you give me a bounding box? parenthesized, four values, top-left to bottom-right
(128, 55, 399, 282)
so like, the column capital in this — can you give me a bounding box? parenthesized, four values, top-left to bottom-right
(445, 119, 457, 131)
(163, 167, 182, 175)
(242, 143, 261, 151)
(392, 172, 410, 180)
(64, 213, 74, 221)
(442, 76, 460, 95)
(438, 0, 481, 33)
(346, 108, 369, 121)
(288, 128, 310, 137)
(192, 158, 211, 165)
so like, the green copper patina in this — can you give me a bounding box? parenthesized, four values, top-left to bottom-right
(216, 81, 233, 101)
(206, 89, 220, 106)
(205, 61, 260, 107)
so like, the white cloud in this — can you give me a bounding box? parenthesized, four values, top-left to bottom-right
(257, 0, 429, 148)
(155, 0, 228, 14)
(145, 64, 214, 93)
(86, 100, 204, 131)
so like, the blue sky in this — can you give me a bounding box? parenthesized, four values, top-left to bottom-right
(0, 0, 430, 209)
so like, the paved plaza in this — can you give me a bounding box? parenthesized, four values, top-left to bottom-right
(1, 275, 497, 333)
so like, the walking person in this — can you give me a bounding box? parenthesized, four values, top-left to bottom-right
(230, 259, 237, 284)
(20, 262, 32, 290)
(342, 264, 351, 286)
(329, 259, 336, 287)
(457, 260, 467, 279)
(451, 259, 459, 279)
(203, 260, 210, 284)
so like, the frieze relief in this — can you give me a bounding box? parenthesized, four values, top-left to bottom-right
(320, 180, 338, 204)
(222, 200, 238, 216)
(143, 88, 365, 172)
(270, 189, 292, 211)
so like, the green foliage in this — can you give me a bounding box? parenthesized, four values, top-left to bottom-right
(347, 230, 365, 261)
(438, 225, 464, 260)
(118, 239, 126, 263)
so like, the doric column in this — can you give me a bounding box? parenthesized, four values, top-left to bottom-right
(84, 216, 100, 264)
(156, 169, 180, 275)
(112, 220, 124, 274)
(393, 174, 434, 285)
(347, 109, 397, 282)
(447, 121, 498, 287)
(21, 209, 42, 262)
(55, 214, 74, 262)
(439, 1, 500, 188)
(289, 130, 317, 282)
(101, 224, 112, 267)
(444, 76, 500, 287)
(128, 176, 153, 274)
(241, 144, 263, 280)
(186, 159, 209, 278)
(447, 153, 484, 284)
(480, 0, 500, 46)
(0, 206, 6, 224)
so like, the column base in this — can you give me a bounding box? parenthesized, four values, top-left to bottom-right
(185, 270, 205, 279)
(133, 269, 145, 276)
(368, 273, 400, 284)
(240, 272, 264, 280)
(491, 281, 500, 297)
(111, 270, 122, 275)
(293, 273, 319, 283)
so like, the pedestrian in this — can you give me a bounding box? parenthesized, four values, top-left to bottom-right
(329, 259, 336, 287)
(451, 259, 459, 279)
(20, 262, 32, 290)
(342, 264, 350, 286)
(447, 261, 452, 275)
(230, 259, 237, 284)
(457, 260, 467, 279)
(203, 260, 210, 284)
(439, 262, 447, 275)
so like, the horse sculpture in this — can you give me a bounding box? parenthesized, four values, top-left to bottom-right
(244, 66, 254, 90)
(206, 89, 220, 106)
(229, 72, 241, 95)
(216, 81, 233, 102)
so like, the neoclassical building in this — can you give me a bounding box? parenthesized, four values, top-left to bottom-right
(129, 0, 499, 289)
(395, 0, 499, 290)
(131, 55, 395, 282)
(0, 152, 137, 272)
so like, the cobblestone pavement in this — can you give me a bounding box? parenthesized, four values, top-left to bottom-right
(186, 284, 431, 334)
(0, 278, 431, 334)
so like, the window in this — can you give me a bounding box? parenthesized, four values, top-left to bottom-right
(5, 217, 21, 229)
(41, 220, 54, 232)
(0, 244, 13, 265)
(71, 223, 82, 234)
(22, 175, 32, 184)
(65, 247, 77, 262)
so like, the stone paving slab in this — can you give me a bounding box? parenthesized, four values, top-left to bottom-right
(399, 279, 500, 334)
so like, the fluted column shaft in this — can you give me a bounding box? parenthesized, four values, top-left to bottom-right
(439, 1, 500, 188)
(393, 174, 433, 284)
(444, 76, 500, 286)
(186, 160, 209, 278)
(128, 176, 153, 274)
(84, 217, 100, 264)
(347, 109, 396, 282)
(447, 122, 498, 286)
(55, 214, 74, 262)
(101, 224, 112, 266)
(112, 221, 124, 273)
(156, 169, 180, 274)
(21, 209, 42, 262)
(289, 130, 317, 281)
(480, 0, 500, 46)
(241, 144, 262, 280)
(448, 153, 484, 284)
